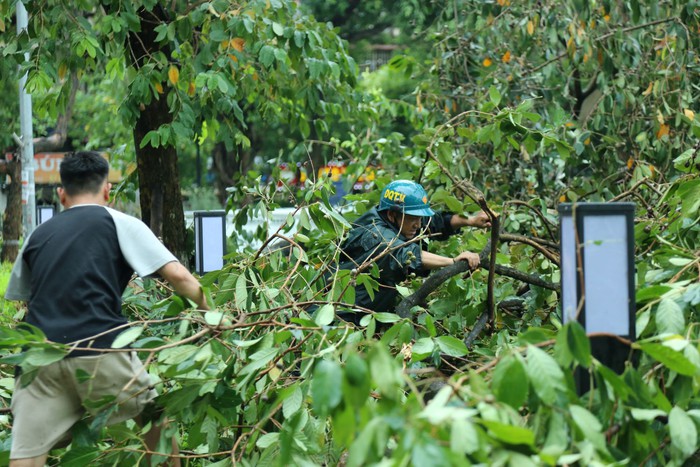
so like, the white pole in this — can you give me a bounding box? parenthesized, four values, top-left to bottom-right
(16, 2, 36, 236)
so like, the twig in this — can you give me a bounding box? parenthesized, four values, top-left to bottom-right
(504, 200, 557, 241)
(524, 17, 681, 76)
(499, 233, 560, 265)
(481, 201, 499, 324)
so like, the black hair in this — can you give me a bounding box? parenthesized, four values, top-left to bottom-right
(59, 151, 110, 196)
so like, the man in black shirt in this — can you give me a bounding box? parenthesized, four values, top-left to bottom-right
(5, 151, 208, 466)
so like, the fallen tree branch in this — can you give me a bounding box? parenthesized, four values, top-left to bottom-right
(395, 254, 558, 318)
(396, 238, 492, 318)
(494, 264, 558, 291)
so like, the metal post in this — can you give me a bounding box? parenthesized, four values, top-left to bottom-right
(17, 2, 36, 236)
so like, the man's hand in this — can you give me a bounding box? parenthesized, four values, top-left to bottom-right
(454, 251, 480, 269)
(468, 211, 492, 229)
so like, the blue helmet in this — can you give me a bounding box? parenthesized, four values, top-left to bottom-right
(378, 180, 435, 217)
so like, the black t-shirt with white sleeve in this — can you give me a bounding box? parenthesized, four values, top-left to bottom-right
(5, 205, 177, 355)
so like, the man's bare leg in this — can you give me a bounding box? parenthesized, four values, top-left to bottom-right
(9, 453, 49, 467)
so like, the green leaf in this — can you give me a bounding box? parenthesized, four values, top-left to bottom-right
(677, 180, 700, 217)
(412, 439, 451, 467)
(21, 347, 67, 368)
(314, 304, 335, 326)
(395, 285, 412, 297)
(160, 384, 201, 415)
(411, 338, 435, 361)
(569, 405, 606, 452)
(636, 285, 671, 303)
(235, 273, 248, 309)
(480, 420, 534, 446)
(518, 327, 556, 345)
(311, 360, 343, 416)
(158, 345, 198, 365)
(272, 22, 284, 36)
(492, 355, 528, 409)
(111, 326, 145, 348)
(526, 345, 566, 401)
(638, 343, 698, 376)
(450, 419, 480, 454)
(282, 385, 303, 419)
(239, 348, 279, 376)
(256, 432, 280, 449)
(259, 45, 276, 67)
(231, 336, 264, 348)
(308, 58, 324, 79)
(673, 148, 697, 173)
(374, 312, 401, 323)
(59, 447, 101, 467)
(669, 406, 698, 459)
(656, 298, 685, 335)
(565, 321, 591, 368)
(489, 86, 502, 106)
(204, 311, 224, 326)
(595, 363, 631, 400)
(344, 352, 369, 387)
(369, 343, 402, 396)
(630, 408, 666, 421)
(347, 418, 382, 467)
(435, 336, 468, 357)
(425, 314, 437, 337)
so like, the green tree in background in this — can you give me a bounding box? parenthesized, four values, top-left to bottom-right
(0, 0, 363, 260)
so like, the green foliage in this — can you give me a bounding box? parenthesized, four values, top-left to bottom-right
(0, 0, 699, 465)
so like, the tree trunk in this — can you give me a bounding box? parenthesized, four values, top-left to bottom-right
(127, 5, 188, 264)
(133, 99, 187, 263)
(1, 155, 21, 263)
(0, 71, 79, 263)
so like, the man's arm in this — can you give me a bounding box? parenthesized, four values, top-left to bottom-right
(420, 250, 480, 270)
(450, 211, 491, 229)
(157, 261, 210, 310)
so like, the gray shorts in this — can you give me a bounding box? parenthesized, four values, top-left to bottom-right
(10, 351, 157, 459)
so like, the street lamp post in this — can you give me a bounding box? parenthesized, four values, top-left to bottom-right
(559, 202, 636, 393)
(16, 2, 36, 237)
(193, 210, 227, 276)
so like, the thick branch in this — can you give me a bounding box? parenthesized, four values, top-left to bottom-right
(464, 311, 489, 349)
(493, 264, 558, 291)
(395, 247, 558, 318)
(396, 238, 493, 318)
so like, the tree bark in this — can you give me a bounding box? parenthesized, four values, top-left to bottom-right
(1, 72, 79, 263)
(1, 155, 21, 263)
(127, 5, 188, 264)
(133, 95, 187, 263)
